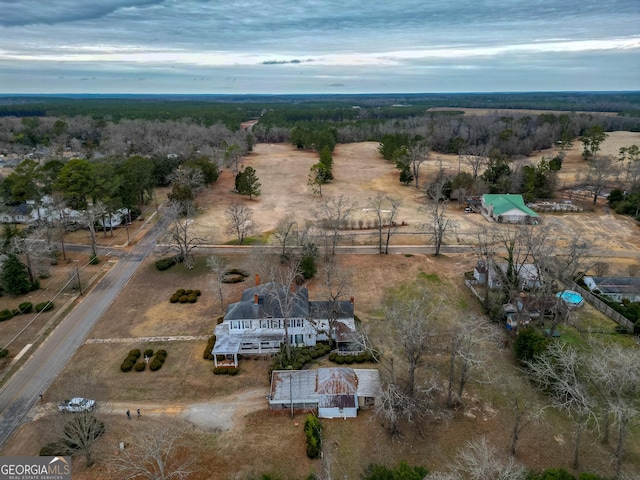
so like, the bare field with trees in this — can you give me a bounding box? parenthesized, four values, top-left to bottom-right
(2, 251, 637, 479)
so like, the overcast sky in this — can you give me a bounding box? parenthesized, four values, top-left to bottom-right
(0, 0, 638, 94)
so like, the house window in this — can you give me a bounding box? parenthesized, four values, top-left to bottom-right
(230, 321, 240, 330)
(242, 320, 251, 329)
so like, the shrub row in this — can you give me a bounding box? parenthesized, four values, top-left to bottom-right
(0, 348, 8, 359)
(0, 301, 54, 322)
(304, 414, 322, 459)
(328, 351, 375, 364)
(203, 335, 216, 360)
(213, 367, 239, 375)
(169, 289, 201, 303)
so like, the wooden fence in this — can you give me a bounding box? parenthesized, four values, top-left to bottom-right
(571, 283, 636, 332)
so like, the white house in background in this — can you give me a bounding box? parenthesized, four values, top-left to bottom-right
(268, 367, 381, 418)
(473, 261, 542, 290)
(212, 278, 358, 368)
(481, 194, 540, 224)
(583, 276, 640, 302)
(0, 204, 33, 224)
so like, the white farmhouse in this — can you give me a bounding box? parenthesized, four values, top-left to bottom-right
(212, 280, 357, 368)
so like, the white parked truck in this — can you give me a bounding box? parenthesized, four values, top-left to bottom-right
(57, 397, 96, 412)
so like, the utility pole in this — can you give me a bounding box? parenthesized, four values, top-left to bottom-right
(74, 260, 82, 295)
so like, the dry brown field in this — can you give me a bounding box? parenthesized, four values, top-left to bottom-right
(2, 133, 640, 479)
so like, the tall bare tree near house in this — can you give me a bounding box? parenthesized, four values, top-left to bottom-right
(385, 285, 444, 397)
(207, 255, 229, 309)
(110, 421, 196, 480)
(445, 320, 498, 408)
(472, 225, 497, 310)
(264, 254, 307, 360)
(525, 341, 596, 470)
(314, 258, 353, 337)
(162, 200, 208, 269)
(78, 203, 107, 258)
(368, 193, 400, 254)
(225, 202, 255, 245)
(315, 195, 356, 256)
(272, 213, 298, 257)
(424, 178, 455, 256)
(50, 192, 71, 261)
(10, 227, 53, 284)
(587, 341, 640, 479)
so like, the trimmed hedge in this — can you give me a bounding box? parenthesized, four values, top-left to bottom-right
(18, 302, 33, 314)
(0, 309, 14, 321)
(35, 301, 54, 312)
(144, 349, 154, 357)
(134, 362, 146, 372)
(213, 367, 239, 375)
(0, 348, 9, 358)
(120, 359, 134, 372)
(129, 349, 141, 359)
(203, 336, 216, 360)
(149, 358, 163, 371)
(155, 255, 184, 271)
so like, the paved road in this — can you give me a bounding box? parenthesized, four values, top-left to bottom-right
(0, 218, 165, 449)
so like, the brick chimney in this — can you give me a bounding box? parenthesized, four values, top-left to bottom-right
(254, 294, 259, 305)
(255, 273, 260, 286)
(350, 296, 354, 305)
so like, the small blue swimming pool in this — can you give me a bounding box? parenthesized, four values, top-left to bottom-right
(556, 290, 584, 308)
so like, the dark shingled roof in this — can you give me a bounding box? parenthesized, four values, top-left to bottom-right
(225, 282, 309, 320)
(309, 300, 354, 320)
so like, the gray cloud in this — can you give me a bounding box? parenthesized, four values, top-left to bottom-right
(0, 0, 165, 27)
(0, 1, 638, 93)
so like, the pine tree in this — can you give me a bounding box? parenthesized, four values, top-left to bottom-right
(1, 253, 32, 295)
(235, 166, 261, 199)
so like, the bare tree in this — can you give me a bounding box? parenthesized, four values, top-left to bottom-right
(584, 156, 613, 205)
(375, 378, 442, 436)
(463, 144, 490, 180)
(503, 375, 544, 457)
(263, 255, 307, 359)
(525, 342, 596, 469)
(315, 195, 356, 256)
(587, 342, 640, 479)
(426, 437, 528, 480)
(424, 179, 455, 256)
(272, 213, 298, 257)
(207, 255, 229, 309)
(57, 411, 106, 467)
(385, 288, 444, 396)
(167, 166, 205, 197)
(225, 202, 255, 245)
(10, 226, 54, 284)
(406, 142, 430, 189)
(314, 258, 353, 336)
(445, 320, 497, 407)
(368, 193, 400, 254)
(162, 201, 208, 269)
(110, 421, 196, 480)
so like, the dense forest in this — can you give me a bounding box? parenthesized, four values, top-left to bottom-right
(0, 92, 639, 223)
